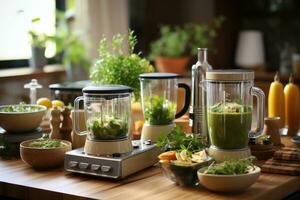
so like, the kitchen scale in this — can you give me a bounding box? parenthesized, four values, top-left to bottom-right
(64, 140, 159, 179)
(65, 85, 160, 179)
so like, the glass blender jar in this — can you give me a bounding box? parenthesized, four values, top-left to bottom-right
(139, 73, 191, 142)
(205, 70, 265, 161)
(74, 85, 133, 155)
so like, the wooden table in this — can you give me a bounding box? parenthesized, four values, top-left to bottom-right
(0, 158, 300, 200)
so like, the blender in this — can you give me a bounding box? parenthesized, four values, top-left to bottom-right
(64, 85, 159, 179)
(205, 70, 265, 161)
(139, 73, 191, 142)
(73, 85, 133, 155)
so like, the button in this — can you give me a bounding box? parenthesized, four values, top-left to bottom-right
(68, 161, 78, 168)
(132, 141, 139, 148)
(101, 165, 111, 172)
(91, 164, 101, 171)
(144, 139, 152, 145)
(78, 162, 89, 170)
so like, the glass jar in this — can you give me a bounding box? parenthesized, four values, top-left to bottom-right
(74, 85, 133, 141)
(139, 73, 190, 125)
(206, 70, 265, 149)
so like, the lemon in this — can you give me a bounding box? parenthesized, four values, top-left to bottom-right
(37, 97, 52, 109)
(52, 100, 65, 108)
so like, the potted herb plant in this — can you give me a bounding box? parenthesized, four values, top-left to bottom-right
(90, 31, 154, 101)
(149, 16, 224, 75)
(50, 11, 90, 81)
(28, 18, 48, 71)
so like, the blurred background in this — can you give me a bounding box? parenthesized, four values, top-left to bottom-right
(1, 0, 300, 104)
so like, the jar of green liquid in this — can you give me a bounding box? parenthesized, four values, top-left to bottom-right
(205, 70, 265, 150)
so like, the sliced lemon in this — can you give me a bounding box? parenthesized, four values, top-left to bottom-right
(37, 97, 52, 109)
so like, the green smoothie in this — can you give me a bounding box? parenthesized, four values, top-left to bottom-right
(207, 102, 252, 149)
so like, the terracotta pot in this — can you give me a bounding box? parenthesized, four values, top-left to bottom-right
(154, 56, 191, 75)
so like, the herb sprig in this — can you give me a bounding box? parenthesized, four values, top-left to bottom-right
(156, 127, 207, 154)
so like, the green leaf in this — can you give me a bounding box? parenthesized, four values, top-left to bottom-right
(156, 127, 207, 153)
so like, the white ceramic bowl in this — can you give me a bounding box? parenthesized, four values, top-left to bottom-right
(197, 166, 261, 192)
(0, 104, 46, 132)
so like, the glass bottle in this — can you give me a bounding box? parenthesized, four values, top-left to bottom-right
(189, 48, 212, 144)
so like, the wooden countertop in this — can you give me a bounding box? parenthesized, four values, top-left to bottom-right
(0, 157, 300, 200)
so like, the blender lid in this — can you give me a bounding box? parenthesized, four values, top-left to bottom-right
(139, 72, 181, 79)
(206, 69, 254, 81)
(82, 85, 133, 94)
(49, 80, 91, 92)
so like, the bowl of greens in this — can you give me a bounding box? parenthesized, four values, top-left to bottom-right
(157, 127, 213, 186)
(197, 157, 260, 192)
(20, 138, 72, 168)
(0, 103, 46, 132)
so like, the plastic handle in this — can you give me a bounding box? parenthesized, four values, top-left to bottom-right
(74, 96, 88, 136)
(249, 86, 265, 138)
(175, 83, 191, 119)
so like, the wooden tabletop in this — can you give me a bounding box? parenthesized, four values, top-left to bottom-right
(0, 158, 300, 200)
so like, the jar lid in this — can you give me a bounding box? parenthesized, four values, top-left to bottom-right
(139, 72, 180, 79)
(82, 85, 133, 94)
(206, 69, 254, 81)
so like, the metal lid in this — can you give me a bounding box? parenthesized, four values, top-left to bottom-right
(82, 85, 133, 94)
(206, 69, 254, 81)
(139, 72, 180, 79)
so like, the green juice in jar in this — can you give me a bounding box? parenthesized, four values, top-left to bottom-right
(207, 102, 252, 149)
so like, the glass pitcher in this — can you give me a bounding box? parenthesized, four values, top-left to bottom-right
(139, 73, 191, 125)
(74, 85, 133, 141)
(206, 70, 265, 149)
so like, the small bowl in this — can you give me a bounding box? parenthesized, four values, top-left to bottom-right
(20, 139, 72, 168)
(197, 166, 261, 192)
(160, 157, 214, 187)
(0, 104, 46, 132)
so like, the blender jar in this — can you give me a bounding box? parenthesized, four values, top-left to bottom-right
(206, 70, 265, 149)
(74, 85, 133, 141)
(139, 73, 191, 125)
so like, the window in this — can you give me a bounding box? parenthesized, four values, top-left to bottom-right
(0, 0, 59, 68)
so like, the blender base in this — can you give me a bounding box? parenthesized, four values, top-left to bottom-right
(65, 140, 160, 179)
(84, 138, 133, 155)
(141, 123, 175, 143)
(208, 145, 251, 162)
